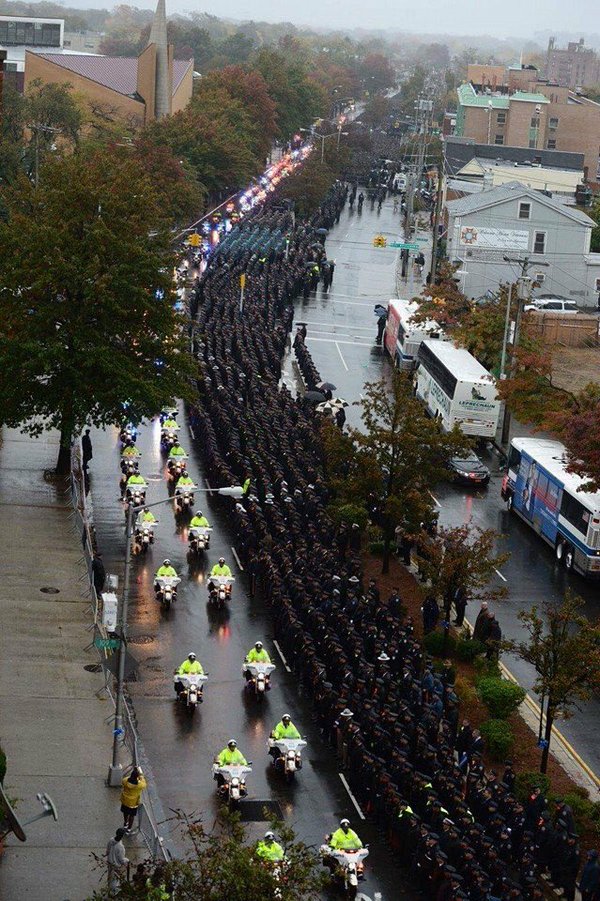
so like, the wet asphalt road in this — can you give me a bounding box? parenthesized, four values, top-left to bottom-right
(300, 195, 600, 779)
(89, 412, 413, 900)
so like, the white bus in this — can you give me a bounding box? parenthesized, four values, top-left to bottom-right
(501, 437, 600, 577)
(384, 298, 445, 370)
(415, 340, 500, 438)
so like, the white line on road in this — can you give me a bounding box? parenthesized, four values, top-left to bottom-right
(428, 490, 441, 507)
(188, 425, 195, 440)
(494, 568, 508, 582)
(231, 546, 244, 571)
(273, 640, 291, 673)
(205, 478, 212, 490)
(300, 320, 374, 332)
(339, 773, 366, 820)
(308, 336, 372, 348)
(336, 342, 349, 371)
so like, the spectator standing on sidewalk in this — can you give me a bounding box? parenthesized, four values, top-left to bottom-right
(473, 602, 490, 642)
(91, 551, 106, 596)
(120, 766, 147, 832)
(579, 849, 600, 901)
(452, 586, 467, 627)
(106, 828, 129, 893)
(82, 428, 93, 470)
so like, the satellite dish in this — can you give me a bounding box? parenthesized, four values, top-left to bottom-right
(0, 781, 26, 842)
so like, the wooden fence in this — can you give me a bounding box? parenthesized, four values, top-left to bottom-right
(526, 313, 600, 347)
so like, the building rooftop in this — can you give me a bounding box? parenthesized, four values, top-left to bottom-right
(457, 82, 550, 108)
(443, 136, 585, 178)
(446, 180, 595, 225)
(31, 51, 192, 96)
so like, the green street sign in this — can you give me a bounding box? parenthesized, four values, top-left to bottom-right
(94, 637, 121, 650)
(389, 241, 420, 250)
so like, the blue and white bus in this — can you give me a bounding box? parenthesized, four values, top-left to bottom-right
(501, 437, 600, 577)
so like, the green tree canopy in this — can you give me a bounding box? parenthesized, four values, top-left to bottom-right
(88, 812, 323, 900)
(0, 149, 196, 472)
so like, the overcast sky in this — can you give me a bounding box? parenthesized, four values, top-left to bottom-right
(165, 0, 595, 39)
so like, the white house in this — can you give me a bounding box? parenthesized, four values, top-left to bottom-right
(446, 181, 600, 305)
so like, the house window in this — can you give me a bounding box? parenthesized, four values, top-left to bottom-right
(595, 277, 600, 292)
(547, 139, 557, 149)
(496, 112, 506, 124)
(494, 134, 504, 145)
(519, 202, 531, 219)
(549, 116, 559, 129)
(529, 139, 537, 149)
(531, 116, 540, 128)
(533, 231, 546, 254)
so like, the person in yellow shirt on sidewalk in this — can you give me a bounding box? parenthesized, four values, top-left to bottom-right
(120, 767, 147, 832)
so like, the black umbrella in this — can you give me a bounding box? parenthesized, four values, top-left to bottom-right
(316, 227, 329, 235)
(317, 381, 337, 392)
(374, 304, 387, 317)
(304, 390, 327, 403)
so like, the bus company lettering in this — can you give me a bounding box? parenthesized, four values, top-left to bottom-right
(429, 380, 451, 414)
(458, 399, 496, 411)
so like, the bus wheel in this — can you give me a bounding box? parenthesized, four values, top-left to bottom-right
(564, 546, 574, 570)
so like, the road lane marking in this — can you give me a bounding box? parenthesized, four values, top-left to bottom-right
(307, 337, 371, 348)
(300, 320, 373, 331)
(231, 546, 244, 571)
(428, 490, 441, 506)
(273, 640, 291, 673)
(494, 568, 507, 582)
(189, 425, 195, 440)
(339, 773, 366, 820)
(336, 342, 350, 370)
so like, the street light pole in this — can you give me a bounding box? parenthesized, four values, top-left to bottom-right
(107, 485, 244, 786)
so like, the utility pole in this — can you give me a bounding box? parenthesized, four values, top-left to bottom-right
(429, 163, 443, 284)
(500, 256, 549, 445)
(402, 96, 432, 278)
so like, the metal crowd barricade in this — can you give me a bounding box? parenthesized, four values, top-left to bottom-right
(70, 437, 170, 862)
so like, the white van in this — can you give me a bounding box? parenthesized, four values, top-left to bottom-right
(384, 299, 445, 370)
(415, 340, 500, 438)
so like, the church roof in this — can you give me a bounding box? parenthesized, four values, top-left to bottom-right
(30, 52, 192, 97)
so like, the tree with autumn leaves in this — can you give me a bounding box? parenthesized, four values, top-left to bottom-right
(322, 372, 470, 573)
(0, 149, 196, 473)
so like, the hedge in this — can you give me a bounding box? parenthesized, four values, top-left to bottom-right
(423, 630, 457, 657)
(477, 677, 526, 719)
(454, 637, 486, 662)
(480, 719, 514, 761)
(515, 771, 551, 803)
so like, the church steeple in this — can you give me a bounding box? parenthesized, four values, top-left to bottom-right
(148, 0, 170, 118)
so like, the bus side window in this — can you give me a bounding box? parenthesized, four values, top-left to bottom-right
(508, 446, 521, 472)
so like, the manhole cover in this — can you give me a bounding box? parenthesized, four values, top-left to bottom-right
(40, 587, 60, 594)
(84, 663, 102, 673)
(239, 800, 284, 822)
(128, 635, 154, 645)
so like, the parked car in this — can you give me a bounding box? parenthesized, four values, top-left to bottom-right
(525, 298, 578, 314)
(448, 450, 490, 487)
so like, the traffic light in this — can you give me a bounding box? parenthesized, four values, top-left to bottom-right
(373, 234, 387, 248)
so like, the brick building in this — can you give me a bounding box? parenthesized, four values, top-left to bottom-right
(455, 80, 600, 184)
(546, 37, 600, 90)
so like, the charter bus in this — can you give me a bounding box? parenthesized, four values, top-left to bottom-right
(384, 299, 445, 370)
(501, 437, 600, 578)
(415, 340, 500, 439)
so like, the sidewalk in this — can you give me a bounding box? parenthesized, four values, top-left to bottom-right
(0, 426, 143, 901)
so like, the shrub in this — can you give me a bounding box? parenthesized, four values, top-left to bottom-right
(423, 629, 457, 658)
(480, 719, 514, 761)
(327, 502, 369, 530)
(454, 674, 477, 705)
(369, 540, 385, 556)
(0, 745, 6, 784)
(515, 771, 551, 803)
(454, 637, 486, 662)
(477, 677, 526, 719)
(473, 656, 501, 679)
